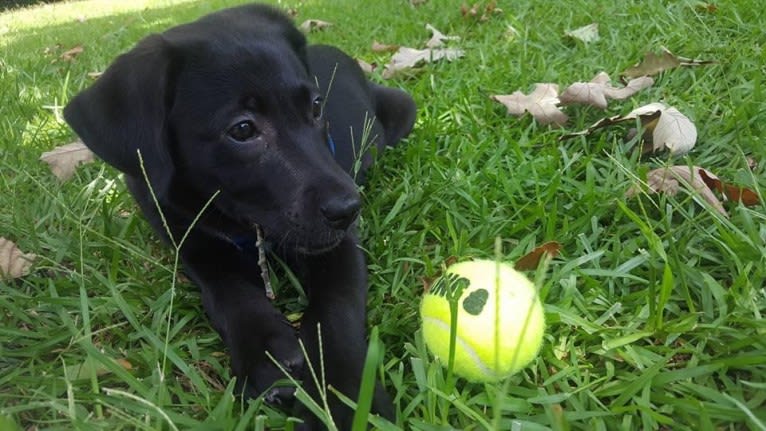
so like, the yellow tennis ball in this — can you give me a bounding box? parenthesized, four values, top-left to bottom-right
(420, 259, 545, 382)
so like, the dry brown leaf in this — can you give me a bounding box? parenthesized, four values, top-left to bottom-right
(625, 166, 728, 217)
(514, 241, 562, 271)
(299, 19, 332, 33)
(421, 256, 459, 293)
(461, 1, 502, 21)
(675, 52, 717, 67)
(40, 140, 95, 181)
(623, 47, 715, 79)
(461, 2, 479, 17)
(623, 49, 681, 78)
(560, 106, 661, 141)
(371, 41, 399, 53)
(746, 157, 757, 171)
(560, 102, 695, 155)
(491, 84, 568, 126)
(60, 45, 84, 61)
(382, 47, 464, 79)
(0, 237, 36, 280)
(425, 23, 460, 48)
(629, 103, 697, 155)
(116, 358, 133, 371)
(43, 43, 63, 57)
(421, 275, 437, 293)
(698, 169, 760, 206)
(559, 72, 654, 109)
(357, 59, 377, 74)
(565, 23, 599, 44)
(695, 2, 718, 13)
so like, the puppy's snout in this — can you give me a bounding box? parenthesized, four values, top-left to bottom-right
(320, 195, 361, 230)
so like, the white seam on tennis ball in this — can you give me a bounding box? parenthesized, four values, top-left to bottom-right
(422, 316, 496, 379)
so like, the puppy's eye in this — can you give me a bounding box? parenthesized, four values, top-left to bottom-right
(312, 97, 323, 119)
(227, 120, 259, 142)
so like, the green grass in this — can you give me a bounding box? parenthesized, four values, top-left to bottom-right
(1, 0, 765, 429)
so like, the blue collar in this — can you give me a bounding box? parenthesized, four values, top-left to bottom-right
(327, 132, 336, 156)
(231, 236, 260, 253)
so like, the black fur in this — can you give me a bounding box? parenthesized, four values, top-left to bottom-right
(64, 4, 416, 429)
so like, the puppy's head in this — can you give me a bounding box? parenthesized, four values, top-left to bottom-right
(64, 5, 360, 254)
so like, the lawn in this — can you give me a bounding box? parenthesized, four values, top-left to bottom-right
(1, 0, 765, 430)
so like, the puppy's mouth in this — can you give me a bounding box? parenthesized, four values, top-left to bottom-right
(295, 230, 346, 255)
(247, 221, 347, 256)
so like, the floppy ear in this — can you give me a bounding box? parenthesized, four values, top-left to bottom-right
(370, 83, 417, 147)
(64, 34, 176, 196)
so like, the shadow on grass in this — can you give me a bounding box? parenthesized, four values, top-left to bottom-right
(0, 0, 254, 155)
(2, 0, 267, 84)
(2, 0, 62, 11)
(3, 0, 251, 56)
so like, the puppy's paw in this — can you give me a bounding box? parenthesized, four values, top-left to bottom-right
(251, 347, 304, 407)
(231, 321, 304, 406)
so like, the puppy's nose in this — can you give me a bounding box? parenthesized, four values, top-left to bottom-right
(320, 195, 361, 230)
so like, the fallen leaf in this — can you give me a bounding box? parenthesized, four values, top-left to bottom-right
(425, 23, 460, 49)
(444, 255, 459, 268)
(623, 47, 715, 79)
(299, 19, 332, 33)
(560, 105, 662, 141)
(60, 45, 84, 61)
(115, 358, 133, 371)
(565, 23, 599, 44)
(625, 166, 728, 217)
(674, 52, 717, 67)
(421, 256, 459, 293)
(411, 0, 428, 5)
(461, 2, 479, 17)
(514, 241, 562, 271)
(421, 275, 437, 293)
(491, 83, 568, 126)
(631, 103, 697, 155)
(559, 72, 654, 109)
(0, 237, 36, 280)
(382, 47, 464, 79)
(40, 140, 95, 181)
(87, 71, 103, 79)
(357, 59, 377, 74)
(561, 102, 696, 155)
(484, 0, 501, 14)
(695, 2, 718, 13)
(43, 43, 62, 56)
(698, 169, 760, 206)
(371, 41, 399, 53)
(461, 1, 502, 21)
(623, 49, 680, 78)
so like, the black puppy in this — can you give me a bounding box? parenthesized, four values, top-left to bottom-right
(64, 3, 416, 429)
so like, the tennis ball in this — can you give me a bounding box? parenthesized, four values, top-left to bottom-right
(420, 259, 545, 382)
